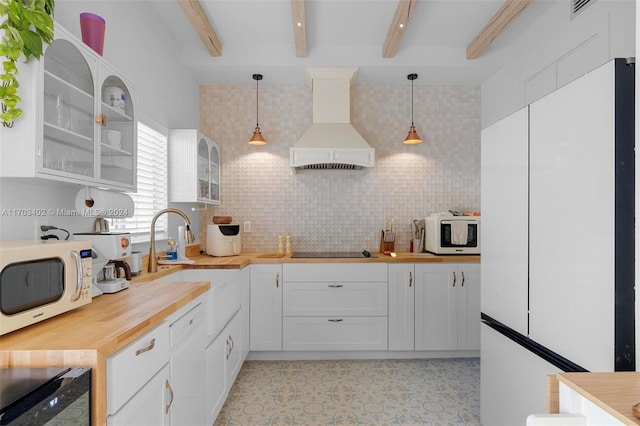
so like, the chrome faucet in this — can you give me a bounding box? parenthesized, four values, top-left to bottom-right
(148, 208, 195, 273)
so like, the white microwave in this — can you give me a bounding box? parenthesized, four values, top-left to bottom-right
(0, 240, 93, 336)
(424, 216, 481, 254)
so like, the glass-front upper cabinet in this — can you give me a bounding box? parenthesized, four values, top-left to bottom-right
(42, 38, 96, 179)
(169, 129, 220, 205)
(98, 64, 136, 188)
(0, 23, 136, 192)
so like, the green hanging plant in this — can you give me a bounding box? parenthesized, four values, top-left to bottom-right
(0, 0, 55, 128)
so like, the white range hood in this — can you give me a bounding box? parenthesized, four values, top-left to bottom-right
(290, 67, 375, 173)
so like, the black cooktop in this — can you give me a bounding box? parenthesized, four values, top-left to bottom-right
(290, 251, 377, 258)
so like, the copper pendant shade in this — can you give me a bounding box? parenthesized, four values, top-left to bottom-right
(403, 73, 422, 145)
(249, 74, 267, 145)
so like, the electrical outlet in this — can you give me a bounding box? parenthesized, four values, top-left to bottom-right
(244, 221, 251, 233)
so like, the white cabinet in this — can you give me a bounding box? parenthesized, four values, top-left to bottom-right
(107, 297, 207, 426)
(224, 312, 243, 386)
(107, 364, 170, 426)
(107, 321, 171, 425)
(415, 263, 480, 351)
(168, 304, 205, 426)
(480, 106, 529, 336)
(388, 264, 415, 351)
(205, 330, 226, 425)
(205, 311, 243, 425)
(168, 129, 220, 204)
(282, 263, 388, 351)
(250, 264, 283, 351)
(0, 23, 137, 191)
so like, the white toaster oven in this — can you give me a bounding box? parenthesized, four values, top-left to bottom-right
(424, 215, 480, 254)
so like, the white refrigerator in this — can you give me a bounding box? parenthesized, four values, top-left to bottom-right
(480, 58, 635, 425)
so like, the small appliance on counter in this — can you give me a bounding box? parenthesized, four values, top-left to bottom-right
(206, 224, 241, 257)
(0, 240, 93, 336)
(73, 232, 132, 295)
(424, 213, 481, 254)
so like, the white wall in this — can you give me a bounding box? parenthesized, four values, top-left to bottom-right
(0, 1, 200, 247)
(482, 0, 635, 127)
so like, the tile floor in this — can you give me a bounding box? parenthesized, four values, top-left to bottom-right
(215, 358, 480, 425)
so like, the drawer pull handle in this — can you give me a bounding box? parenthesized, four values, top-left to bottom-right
(452, 271, 456, 287)
(229, 335, 234, 352)
(328, 319, 343, 323)
(135, 338, 156, 356)
(461, 271, 465, 287)
(328, 284, 343, 288)
(409, 271, 413, 287)
(165, 379, 174, 414)
(276, 272, 279, 288)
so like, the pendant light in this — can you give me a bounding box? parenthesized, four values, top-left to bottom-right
(403, 73, 422, 145)
(249, 73, 267, 145)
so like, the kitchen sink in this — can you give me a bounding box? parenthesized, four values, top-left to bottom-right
(290, 251, 377, 258)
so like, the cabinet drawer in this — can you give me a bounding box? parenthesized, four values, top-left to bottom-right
(283, 263, 387, 282)
(283, 317, 388, 351)
(283, 282, 387, 316)
(107, 321, 170, 415)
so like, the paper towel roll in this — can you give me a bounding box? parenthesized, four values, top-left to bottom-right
(75, 187, 134, 218)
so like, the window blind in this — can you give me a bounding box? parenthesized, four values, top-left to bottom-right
(111, 121, 167, 243)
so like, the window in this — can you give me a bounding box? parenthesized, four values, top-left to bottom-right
(111, 120, 167, 243)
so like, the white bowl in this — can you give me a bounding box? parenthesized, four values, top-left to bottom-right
(102, 129, 121, 148)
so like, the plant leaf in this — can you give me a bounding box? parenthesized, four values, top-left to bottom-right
(19, 29, 42, 58)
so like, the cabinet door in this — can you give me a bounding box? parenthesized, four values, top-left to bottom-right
(239, 267, 251, 361)
(108, 364, 170, 426)
(205, 333, 226, 426)
(97, 63, 136, 190)
(457, 264, 481, 350)
(169, 304, 205, 426)
(480, 106, 529, 336)
(283, 316, 388, 351)
(225, 313, 243, 386)
(250, 265, 282, 351)
(41, 36, 97, 182)
(528, 61, 616, 371)
(388, 264, 415, 351)
(208, 139, 220, 203)
(415, 264, 457, 351)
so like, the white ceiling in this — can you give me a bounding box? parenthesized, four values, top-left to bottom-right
(149, 0, 559, 85)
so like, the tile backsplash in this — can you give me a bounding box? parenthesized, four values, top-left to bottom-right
(199, 82, 480, 253)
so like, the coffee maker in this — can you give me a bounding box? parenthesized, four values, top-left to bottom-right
(73, 232, 132, 296)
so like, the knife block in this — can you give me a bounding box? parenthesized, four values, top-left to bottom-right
(379, 231, 395, 252)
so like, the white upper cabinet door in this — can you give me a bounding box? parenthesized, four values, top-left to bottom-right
(0, 23, 137, 191)
(528, 60, 615, 371)
(168, 130, 220, 204)
(480, 106, 529, 336)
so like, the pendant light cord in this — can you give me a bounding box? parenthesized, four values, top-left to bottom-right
(411, 77, 415, 127)
(255, 77, 259, 127)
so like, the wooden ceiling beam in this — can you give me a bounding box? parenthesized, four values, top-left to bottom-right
(291, 0, 307, 57)
(466, 0, 534, 60)
(178, 0, 222, 57)
(382, 0, 418, 59)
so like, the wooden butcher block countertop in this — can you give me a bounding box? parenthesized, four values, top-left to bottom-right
(134, 248, 480, 283)
(556, 372, 640, 425)
(0, 247, 477, 424)
(0, 279, 209, 425)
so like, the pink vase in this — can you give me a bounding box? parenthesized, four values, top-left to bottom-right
(79, 13, 105, 56)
